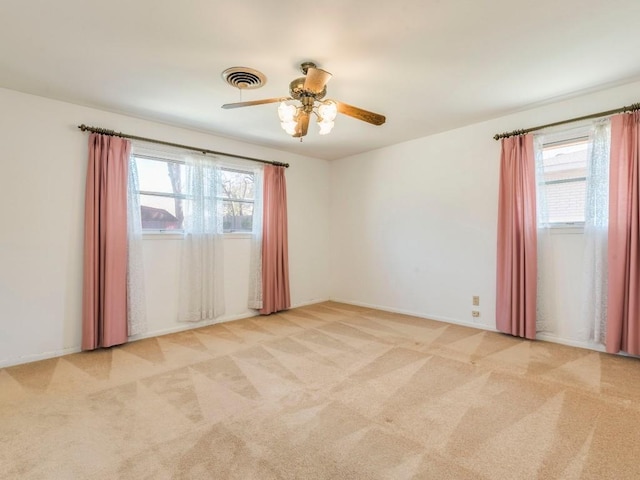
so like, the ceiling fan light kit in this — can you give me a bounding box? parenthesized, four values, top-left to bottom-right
(278, 99, 337, 136)
(221, 61, 386, 139)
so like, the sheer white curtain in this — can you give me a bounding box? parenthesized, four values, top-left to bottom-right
(127, 155, 147, 335)
(248, 164, 264, 309)
(534, 134, 557, 334)
(534, 125, 592, 335)
(581, 119, 611, 343)
(534, 122, 611, 342)
(179, 154, 225, 322)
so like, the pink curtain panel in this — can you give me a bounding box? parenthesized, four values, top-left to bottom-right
(82, 133, 130, 350)
(260, 165, 291, 315)
(607, 111, 640, 354)
(495, 134, 537, 339)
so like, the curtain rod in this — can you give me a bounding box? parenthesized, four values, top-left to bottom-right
(493, 102, 640, 141)
(77, 124, 290, 168)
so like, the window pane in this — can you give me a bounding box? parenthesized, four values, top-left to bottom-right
(136, 157, 185, 195)
(223, 200, 253, 232)
(543, 145, 587, 183)
(220, 169, 254, 201)
(545, 180, 586, 223)
(140, 194, 183, 230)
(135, 157, 256, 233)
(542, 138, 588, 224)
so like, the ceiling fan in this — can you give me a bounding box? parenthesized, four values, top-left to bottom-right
(221, 62, 386, 138)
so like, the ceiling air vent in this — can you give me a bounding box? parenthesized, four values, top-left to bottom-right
(222, 67, 266, 89)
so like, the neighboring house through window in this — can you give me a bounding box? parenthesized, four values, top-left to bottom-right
(537, 132, 589, 226)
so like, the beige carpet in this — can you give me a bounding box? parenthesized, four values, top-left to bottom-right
(2, 302, 640, 479)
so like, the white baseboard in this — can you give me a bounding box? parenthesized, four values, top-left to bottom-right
(329, 298, 498, 333)
(0, 346, 83, 369)
(535, 333, 606, 352)
(127, 310, 259, 342)
(1, 300, 332, 368)
(329, 298, 631, 356)
(8, 298, 622, 368)
(291, 297, 331, 309)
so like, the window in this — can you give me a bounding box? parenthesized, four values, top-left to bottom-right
(220, 168, 255, 233)
(539, 136, 589, 225)
(136, 155, 185, 230)
(133, 153, 255, 233)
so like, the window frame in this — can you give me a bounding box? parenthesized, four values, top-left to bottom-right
(538, 133, 590, 229)
(217, 165, 257, 234)
(132, 152, 257, 235)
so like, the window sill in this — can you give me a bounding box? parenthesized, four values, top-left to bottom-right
(544, 223, 584, 235)
(224, 233, 252, 240)
(142, 231, 252, 240)
(143, 231, 183, 240)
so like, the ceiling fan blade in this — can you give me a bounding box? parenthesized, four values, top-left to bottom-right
(293, 112, 310, 138)
(304, 67, 332, 94)
(221, 97, 291, 109)
(334, 101, 386, 126)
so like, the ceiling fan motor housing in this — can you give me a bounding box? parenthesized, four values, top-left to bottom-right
(289, 77, 327, 101)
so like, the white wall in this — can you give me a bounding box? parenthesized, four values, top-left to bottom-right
(537, 230, 588, 346)
(330, 79, 640, 349)
(0, 87, 331, 367)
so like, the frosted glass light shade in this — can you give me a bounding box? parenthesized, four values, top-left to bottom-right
(282, 121, 297, 135)
(318, 101, 337, 122)
(318, 120, 334, 135)
(278, 102, 297, 122)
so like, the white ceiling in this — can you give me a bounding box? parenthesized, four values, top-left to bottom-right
(2, 0, 640, 160)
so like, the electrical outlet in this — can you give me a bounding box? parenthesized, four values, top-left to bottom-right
(472, 296, 480, 306)
(472, 311, 480, 317)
